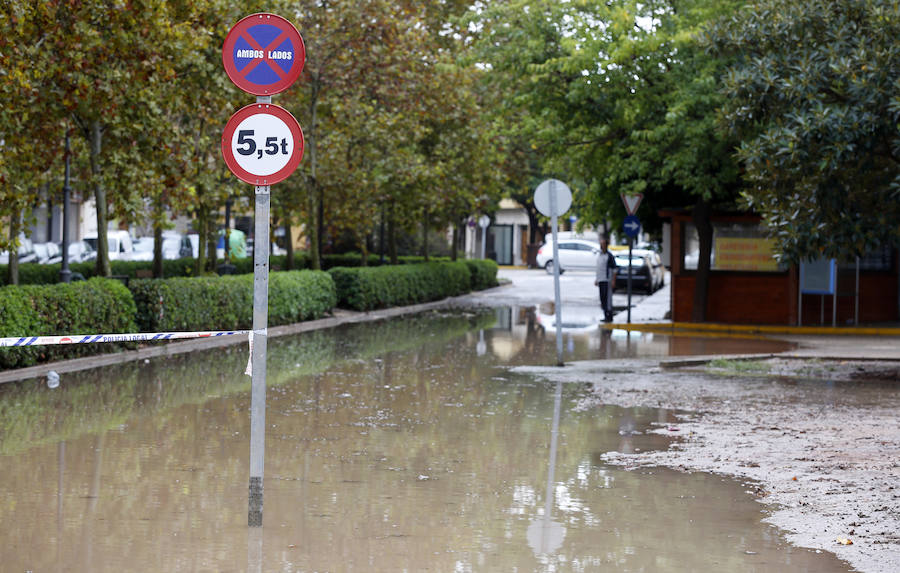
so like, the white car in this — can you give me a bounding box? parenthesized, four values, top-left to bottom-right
(84, 230, 152, 261)
(535, 239, 601, 274)
(47, 240, 96, 264)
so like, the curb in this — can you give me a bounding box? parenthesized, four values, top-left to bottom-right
(0, 296, 469, 386)
(602, 321, 900, 337)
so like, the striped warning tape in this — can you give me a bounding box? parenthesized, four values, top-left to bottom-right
(0, 330, 249, 348)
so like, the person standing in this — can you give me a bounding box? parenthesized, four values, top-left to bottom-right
(594, 239, 617, 322)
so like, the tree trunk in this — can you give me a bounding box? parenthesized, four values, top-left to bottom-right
(207, 225, 217, 273)
(358, 229, 368, 267)
(317, 187, 325, 262)
(152, 224, 163, 278)
(691, 198, 714, 322)
(388, 200, 398, 265)
(422, 205, 429, 261)
(307, 80, 321, 270)
(89, 120, 111, 278)
(284, 220, 294, 270)
(195, 201, 208, 275)
(6, 211, 20, 286)
(451, 221, 459, 261)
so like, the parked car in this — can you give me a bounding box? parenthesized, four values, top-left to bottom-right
(30, 242, 60, 264)
(9, 237, 39, 264)
(613, 249, 665, 294)
(134, 233, 185, 261)
(535, 239, 601, 274)
(84, 230, 151, 261)
(47, 240, 96, 264)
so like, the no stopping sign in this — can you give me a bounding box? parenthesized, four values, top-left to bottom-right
(221, 104, 304, 185)
(222, 13, 305, 95)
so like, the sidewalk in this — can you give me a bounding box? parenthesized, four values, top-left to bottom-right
(609, 275, 900, 361)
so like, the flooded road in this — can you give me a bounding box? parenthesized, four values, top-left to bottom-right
(0, 308, 849, 571)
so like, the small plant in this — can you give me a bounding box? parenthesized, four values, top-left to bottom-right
(708, 358, 770, 374)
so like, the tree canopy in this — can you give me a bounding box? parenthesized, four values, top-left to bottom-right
(708, 0, 900, 262)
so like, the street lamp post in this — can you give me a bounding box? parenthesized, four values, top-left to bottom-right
(59, 131, 72, 284)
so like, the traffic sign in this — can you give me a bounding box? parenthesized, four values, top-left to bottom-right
(478, 215, 491, 228)
(534, 179, 572, 217)
(621, 193, 642, 215)
(222, 103, 304, 185)
(222, 13, 306, 96)
(623, 215, 641, 238)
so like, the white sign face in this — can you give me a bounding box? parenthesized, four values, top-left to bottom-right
(231, 113, 295, 176)
(478, 215, 491, 228)
(621, 193, 643, 215)
(222, 103, 304, 185)
(534, 179, 572, 217)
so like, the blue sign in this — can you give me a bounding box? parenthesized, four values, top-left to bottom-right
(623, 215, 641, 238)
(223, 13, 306, 96)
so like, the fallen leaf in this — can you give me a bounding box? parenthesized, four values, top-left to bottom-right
(836, 537, 853, 546)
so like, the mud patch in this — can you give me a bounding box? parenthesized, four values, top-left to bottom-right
(514, 358, 900, 573)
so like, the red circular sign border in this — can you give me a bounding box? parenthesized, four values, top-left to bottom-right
(222, 13, 306, 96)
(221, 104, 305, 186)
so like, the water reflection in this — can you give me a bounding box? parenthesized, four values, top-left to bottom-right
(476, 305, 794, 365)
(527, 381, 566, 556)
(0, 309, 847, 572)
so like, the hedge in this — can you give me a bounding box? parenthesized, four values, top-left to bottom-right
(0, 278, 138, 369)
(328, 261, 477, 311)
(0, 254, 457, 285)
(129, 270, 336, 332)
(464, 259, 500, 290)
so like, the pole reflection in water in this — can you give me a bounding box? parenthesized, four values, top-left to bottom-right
(57, 441, 65, 573)
(247, 527, 263, 573)
(526, 381, 566, 555)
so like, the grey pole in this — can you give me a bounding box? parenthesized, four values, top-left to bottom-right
(480, 224, 486, 259)
(59, 132, 72, 284)
(549, 181, 563, 366)
(248, 97, 272, 528)
(855, 257, 860, 326)
(627, 237, 633, 323)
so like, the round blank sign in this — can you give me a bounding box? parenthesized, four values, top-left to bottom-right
(534, 179, 572, 217)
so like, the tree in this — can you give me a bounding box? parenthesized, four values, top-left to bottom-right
(33, 0, 210, 276)
(468, 0, 745, 320)
(708, 0, 900, 263)
(0, 1, 66, 284)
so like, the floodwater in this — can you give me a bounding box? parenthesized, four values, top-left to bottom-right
(0, 307, 849, 572)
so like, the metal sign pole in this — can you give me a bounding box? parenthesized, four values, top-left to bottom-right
(247, 91, 273, 527)
(248, 182, 270, 526)
(549, 181, 564, 366)
(627, 237, 633, 323)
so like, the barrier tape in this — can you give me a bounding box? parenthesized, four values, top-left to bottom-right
(0, 330, 249, 348)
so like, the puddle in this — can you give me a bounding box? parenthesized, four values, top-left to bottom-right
(0, 309, 848, 571)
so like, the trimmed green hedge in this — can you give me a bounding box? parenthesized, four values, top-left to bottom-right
(129, 270, 336, 331)
(0, 278, 138, 369)
(464, 259, 500, 290)
(0, 254, 460, 285)
(328, 262, 475, 311)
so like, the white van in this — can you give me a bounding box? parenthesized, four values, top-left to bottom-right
(84, 230, 150, 261)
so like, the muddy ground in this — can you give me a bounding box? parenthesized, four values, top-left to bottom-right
(514, 356, 900, 573)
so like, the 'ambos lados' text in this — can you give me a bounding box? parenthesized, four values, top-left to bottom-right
(236, 50, 292, 60)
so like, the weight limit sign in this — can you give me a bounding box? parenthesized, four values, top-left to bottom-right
(221, 103, 304, 185)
